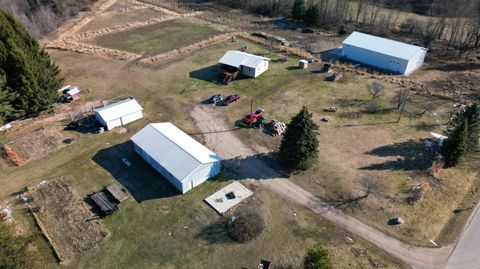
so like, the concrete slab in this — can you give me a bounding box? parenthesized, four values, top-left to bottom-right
(204, 181, 253, 214)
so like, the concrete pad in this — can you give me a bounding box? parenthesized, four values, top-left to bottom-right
(204, 181, 253, 214)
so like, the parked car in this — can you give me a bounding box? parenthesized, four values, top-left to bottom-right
(221, 94, 240, 106)
(208, 94, 222, 104)
(122, 158, 131, 167)
(243, 108, 265, 124)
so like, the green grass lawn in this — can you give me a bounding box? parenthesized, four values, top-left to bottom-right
(88, 20, 219, 55)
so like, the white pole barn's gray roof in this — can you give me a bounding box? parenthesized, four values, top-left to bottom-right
(130, 123, 222, 183)
(343, 31, 427, 61)
(94, 98, 143, 122)
(218, 50, 270, 69)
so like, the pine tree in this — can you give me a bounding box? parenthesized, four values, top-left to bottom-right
(279, 106, 319, 171)
(466, 103, 480, 152)
(304, 244, 333, 269)
(292, 0, 306, 21)
(305, 4, 320, 26)
(0, 11, 62, 120)
(442, 119, 468, 167)
(0, 70, 17, 124)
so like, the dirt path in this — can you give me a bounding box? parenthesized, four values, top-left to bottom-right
(190, 105, 453, 269)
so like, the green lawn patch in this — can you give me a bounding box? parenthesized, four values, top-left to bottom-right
(88, 20, 219, 55)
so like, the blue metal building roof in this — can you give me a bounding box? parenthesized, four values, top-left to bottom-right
(343, 31, 427, 61)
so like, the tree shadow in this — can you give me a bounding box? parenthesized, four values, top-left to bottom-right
(92, 141, 179, 203)
(221, 152, 286, 180)
(360, 139, 435, 171)
(196, 219, 232, 244)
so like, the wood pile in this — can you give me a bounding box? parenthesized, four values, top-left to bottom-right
(325, 72, 343, 81)
(269, 120, 286, 136)
(251, 31, 289, 46)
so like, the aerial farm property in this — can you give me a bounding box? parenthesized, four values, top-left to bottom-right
(0, 0, 479, 269)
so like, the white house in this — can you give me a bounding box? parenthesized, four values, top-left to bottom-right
(94, 98, 143, 130)
(130, 122, 222, 193)
(218, 50, 270, 78)
(342, 31, 427, 75)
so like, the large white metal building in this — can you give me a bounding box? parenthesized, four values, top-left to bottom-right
(218, 50, 270, 78)
(342, 31, 427, 75)
(94, 98, 143, 130)
(130, 122, 222, 193)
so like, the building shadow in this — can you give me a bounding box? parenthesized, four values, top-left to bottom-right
(360, 139, 435, 171)
(320, 47, 343, 62)
(92, 141, 179, 202)
(189, 65, 251, 84)
(189, 65, 224, 84)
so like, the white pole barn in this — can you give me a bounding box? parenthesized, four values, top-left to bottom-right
(342, 31, 427, 75)
(130, 123, 222, 193)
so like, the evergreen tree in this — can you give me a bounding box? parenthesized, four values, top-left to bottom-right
(466, 103, 480, 152)
(305, 4, 320, 26)
(0, 11, 62, 120)
(0, 70, 17, 124)
(304, 244, 333, 269)
(292, 0, 306, 21)
(279, 106, 319, 171)
(442, 119, 468, 167)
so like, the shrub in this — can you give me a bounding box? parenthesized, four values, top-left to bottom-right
(227, 208, 264, 243)
(304, 244, 333, 269)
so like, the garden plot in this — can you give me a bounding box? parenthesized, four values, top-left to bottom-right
(79, 8, 166, 32)
(28, 179, 109, 265)
(3, 128, 66, 166)
(88, 19, 219, 55)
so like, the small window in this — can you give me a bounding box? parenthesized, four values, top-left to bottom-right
(249, 67, 253, 71)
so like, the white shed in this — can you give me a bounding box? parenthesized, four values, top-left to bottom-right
(342, 31, 427, 75)
(218, 50, 270, 78)
(130, 122, 222, 193)
(94, 98, 143, 130)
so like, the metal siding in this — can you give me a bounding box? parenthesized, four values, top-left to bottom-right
(241, 66, 256, 77)
(343, 45, 408, 74)
(183, 162, 221, 193)
(404, 49, 426, 75)
(121, 111, 143, 126)
(106, 118, 122, 130)
(343, 31, 426, 60)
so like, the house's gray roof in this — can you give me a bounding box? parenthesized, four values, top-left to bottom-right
(343, 31, 427, 60)
(218, 50, 270, 69)
(130, 123, 222, 182)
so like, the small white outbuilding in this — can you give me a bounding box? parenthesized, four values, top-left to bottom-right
(218, 50, 270, 78)
(342, 31, 427, 75)
(94, 98, 143, 130)
(130, 122, 222, 193)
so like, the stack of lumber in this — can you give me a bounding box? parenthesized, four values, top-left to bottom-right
(269, 120, 286, 136)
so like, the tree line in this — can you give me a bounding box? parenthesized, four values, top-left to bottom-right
(0, 0, 96, 38)
(0, 11, 63, 124)
(203, 0, 480, 56)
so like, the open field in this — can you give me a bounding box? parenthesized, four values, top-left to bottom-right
(87, 19, 220, 55)
(79, 8, 166, 32)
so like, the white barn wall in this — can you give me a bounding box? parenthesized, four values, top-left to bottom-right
(342, 45, 408, 74)
(181, 162, 221, 192)
(120, 111, 143, 126)
(255, 61, 269, 77)
(404, 49, 427, 75)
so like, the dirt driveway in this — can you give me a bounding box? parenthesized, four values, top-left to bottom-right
(190, 105, 452, 269)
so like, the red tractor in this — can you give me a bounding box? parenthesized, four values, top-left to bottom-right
(243, 108, 265, 126)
